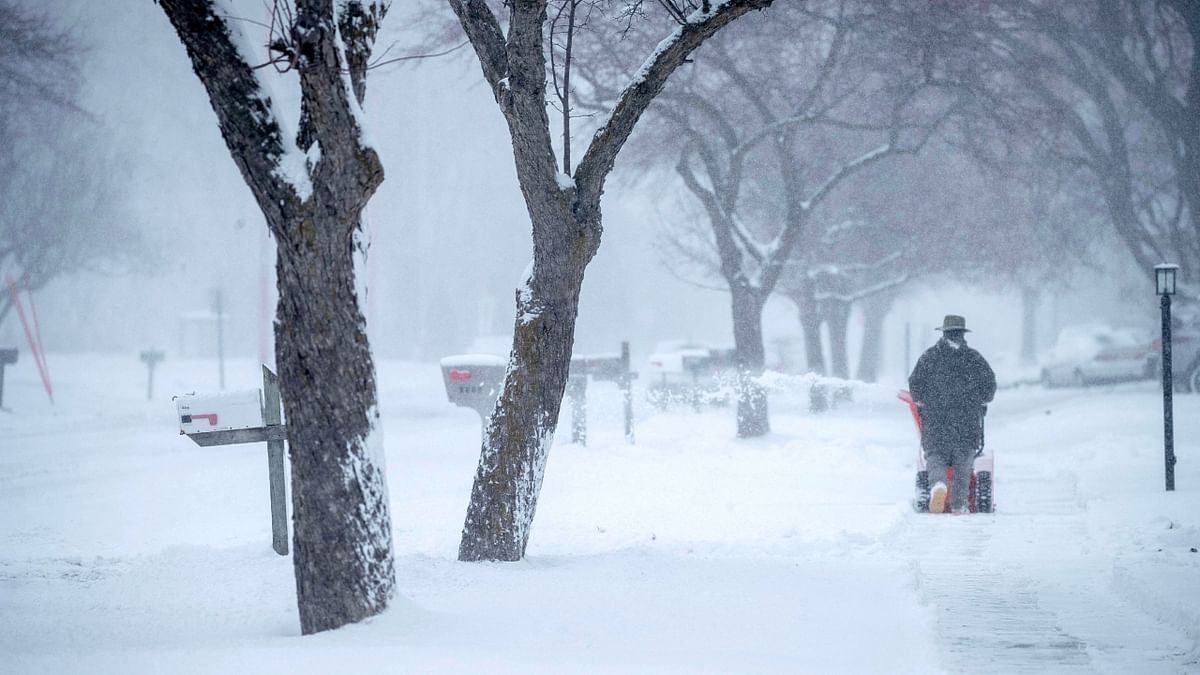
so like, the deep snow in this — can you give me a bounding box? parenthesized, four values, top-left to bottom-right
(1, 354, 1197, 673)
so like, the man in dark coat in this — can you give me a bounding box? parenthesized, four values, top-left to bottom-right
(908, 314, 996, 513)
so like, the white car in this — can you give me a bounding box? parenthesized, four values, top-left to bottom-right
(645, 340, 736, 406)
(1040, 325, 1157, 388)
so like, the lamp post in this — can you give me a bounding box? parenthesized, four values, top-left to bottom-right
(1155, 263, 1179, 491)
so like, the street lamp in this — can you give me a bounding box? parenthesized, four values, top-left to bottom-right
(1155, 263, 1179, 491)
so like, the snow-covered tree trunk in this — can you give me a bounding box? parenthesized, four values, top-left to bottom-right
(788, 286, 826, 375)
(1020, 285, 1039, 366)
(855, 293, 891, 382)
(824, 300, 851, 380)
(159, 0, 394, 633)
(449, 0, 773, 561)
(730, 282, 769, 436)
(458, 179, 601, 560)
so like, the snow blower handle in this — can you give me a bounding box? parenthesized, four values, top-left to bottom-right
(976, 406, 987, 457)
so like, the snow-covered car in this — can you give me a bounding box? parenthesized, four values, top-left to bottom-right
(645, 340, 736, 406)
(1040, 325, 1157, 388)
(1162, 303, 1200, 392)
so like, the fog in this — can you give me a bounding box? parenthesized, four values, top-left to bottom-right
(0, 0, 1160, 383)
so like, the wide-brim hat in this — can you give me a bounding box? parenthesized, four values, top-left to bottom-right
(935, 314, 970, 332)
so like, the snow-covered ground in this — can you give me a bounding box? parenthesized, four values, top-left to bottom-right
(1, 354, 1197, 673)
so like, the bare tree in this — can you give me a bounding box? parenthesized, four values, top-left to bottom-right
(157, 0, 395, 634)
(1055, 0, 1200, 290)
(891, 1, 1197, 296)
(447, 0, 773, 561)
(779, 211, 912, 380)
(0, 1, 141, 325)
(618, 2, 954, 430)
(0, 119, 141, 325)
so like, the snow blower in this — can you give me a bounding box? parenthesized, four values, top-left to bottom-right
(897, 389, 994, 513)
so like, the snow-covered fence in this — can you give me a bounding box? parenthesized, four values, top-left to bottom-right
(174, 365, 288, 556)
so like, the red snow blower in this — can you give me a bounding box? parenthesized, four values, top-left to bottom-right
(897, 389, 994, 513)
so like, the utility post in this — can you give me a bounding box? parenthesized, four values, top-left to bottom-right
(1154, 264, 1179, 491)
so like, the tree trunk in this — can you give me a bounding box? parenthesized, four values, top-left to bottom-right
(825, 300, 851, 379)
(458, 204, 600, 562)
(790, 288, 826, 375)
(159, 0, 395, 634)
(1020, 285, 1039, 365)
(448, 0, 774, 562)
(731, 283, 769, 437)
(275, 209, 394, 635)
(856, 293, 891, 383)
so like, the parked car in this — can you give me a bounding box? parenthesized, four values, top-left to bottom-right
(1040, 324, 1157, 388)
(1162, 303, 1200, 392)
(645, 340, 736, 406)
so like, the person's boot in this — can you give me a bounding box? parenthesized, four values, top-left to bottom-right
(929, 482, 947, 514)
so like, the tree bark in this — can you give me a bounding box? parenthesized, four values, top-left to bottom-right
(824, 299, 851, 380)
(1020, 285, 1039, 365)
(789, 286, 826, 375)
(731, 283, 769, 437)
(159, 0, 394, 634)
(458, 199, 600, 561)
(855, 293, 891, 383)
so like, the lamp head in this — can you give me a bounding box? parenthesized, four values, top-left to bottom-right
(1155, 264, 1179, 296)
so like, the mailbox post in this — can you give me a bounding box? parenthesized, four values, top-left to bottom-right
(567, 362, 589, 445)
(140, 349, 165, 400)
(0, 346, 16, 411)
(565, 341, 638, 446)
(440, 355, 507, 445)
(175, 365, 289, 555)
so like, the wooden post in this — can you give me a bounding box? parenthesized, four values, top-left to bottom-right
(140, 349, 165, 401)
(621, 341, 634, 444)
(262, 365, 289, 555)
(0, 347, 15, 410)
(568, 374, 588, 446)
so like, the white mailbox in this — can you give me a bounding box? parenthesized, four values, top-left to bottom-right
(177, 389, 263, 434)
(176, 388, 284, 447)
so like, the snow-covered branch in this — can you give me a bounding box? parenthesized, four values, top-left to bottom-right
(574, 0, 773, 204)
(800, 143, 893, 212)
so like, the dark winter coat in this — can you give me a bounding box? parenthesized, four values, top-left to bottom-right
(908, 337, 996, 459)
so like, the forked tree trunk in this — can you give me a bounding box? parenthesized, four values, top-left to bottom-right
(459, 205, 599, 561)
(159, 0, 395, 633)
(449, 0, 773, 562)
(731, 284, 769, 437)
